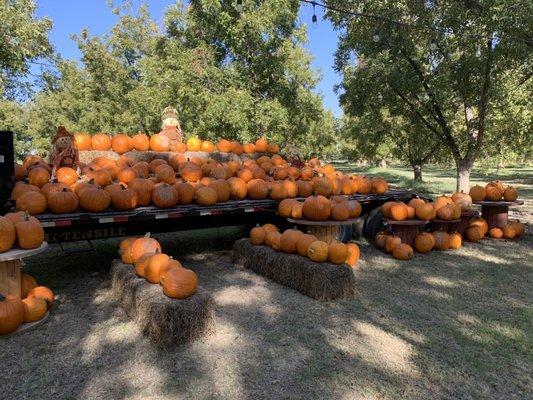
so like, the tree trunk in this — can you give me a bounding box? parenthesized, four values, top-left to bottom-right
(412, 164, 422, 181)
(456, 159, 474, 192)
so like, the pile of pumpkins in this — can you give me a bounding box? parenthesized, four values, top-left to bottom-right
(249, 224, 360, 267)
(0, 211, 45, 253)
(464, 218, 525, 241)
(277, 195, 363, 221)
(0, 275, 54, 335)
(375, 230, 462, 260)
(74, 133, 281, 155)
(119, 233, 198, 299)
(381, 192, 473, 222)
(12, 152, 388, 215)
(469, 181, 519, 202)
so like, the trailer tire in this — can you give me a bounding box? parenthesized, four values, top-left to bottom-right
(362, 207, 384, 241)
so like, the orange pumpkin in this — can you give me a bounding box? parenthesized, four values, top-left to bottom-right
(392, 243, 414, 260)
(415, 203, 436, 221)
(20, 273, 38, 298)
(119, 237, 140, 264)
(0, 295, 25, 334)
(112, 134, 133, 154)
(48, 188, 79, 214)
(14, 213, 44, 249)
(200, 140, 216, 153)
(466, 226, 483, 242)
(469, 185, 486, 201)
(469, 217, 488, 236)
(134, 251, 156, 277)
(194, 186, 218, 206)
(246, 179, 268, 200)
(132, 133, 150, 151)
(267, 142, 279, 153)
(296, 234, 318, 257)
(408, 197, 426, 208)
(255, 138, 268, 153)
(175, 182, 195, 205)
(374, 230, 390, 249)
(79, 188, 111, 212)
(28, 166, 51, 188)
(414, 232, 435, 253)
(186, 136, 202, 152)
(111, 186, 138, 210)
(217, 139, 232, 153)
(451, 191, 472, 212)
(280, 228, 303, 254)
(389, 202, 408, 221)
(347, 200, 362, 218)
(91, 133, 112, 151)
(150, 134, 171, 152)
(307, 241, 329, 262)
(0, 216, 16, 253)
(56, 167, 79, 186)
(74, 132, 92, 151)
(28, 286, 55, 308)
(278, 198, 296, 218)
(152, 183, 179, 208)
(302, 195, 331, 221)
(250, 226, 266, 245)
(208, 179, 231, 202)
(509, 220, 525, 237)
(345, 243, 360, 267)
(330, 202, 350, 221)
(371, 177, 388, 194)
(503, 186, 518, 202)
(485, 184, 503, 201)
(432, 231, 450, 250)
(144, 253, 171, 284)
(129, 178, 154, 206)
(265, 230, 282, 249)
(502, 224, 516, 239)
(160, 267, 198, 299)
(449, 232, 462, 249)
(384, 235, 401, 253)
(433, 195, 453, 211)
(328, 242, 348, 264)
(130, 233, 161, 263)
(22, 297, 47, 322)
(436, 205, 455, 221)
(227, 177, 247, 200)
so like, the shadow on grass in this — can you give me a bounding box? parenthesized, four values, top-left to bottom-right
(1, 229, 532, 399)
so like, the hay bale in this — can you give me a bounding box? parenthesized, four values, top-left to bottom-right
(79, 150, 119, 164)
(110, 260, 214, 349)
(232, 239, 357, 301)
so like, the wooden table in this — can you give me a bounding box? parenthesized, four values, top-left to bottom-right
(474, 200, 524, 229)
(383, 219, 429, 248)
(428, 218, 461, 233)
(287, 218, 361, 244)
(0, 243, 49, 335)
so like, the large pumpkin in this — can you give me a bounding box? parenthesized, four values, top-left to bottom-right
(56, 167, 79, 186)
(389, 202, 408, 221)
(466, 226, 484, 242)
(345, 243, 360, 267)
(307, 241, 329, 262)
(330, 202, 350, 221)
(227, 177, 247, 200)
(209, 179, 231, 202)
(296, 234, 318, 257)
(194, 186, 218, 206)
(392, 244, 414, 260)
(451, 191, 472, 212)
(302, 195, 331, 221)
(132, 133, 150, 151)
(160, 267, 198, 299)
(150, 134, 171, 152)
(86, 168, 112, 187)
(112, 134, 133, 154)
(91, 133, 112, 151)
(371, 177, 388, 194)
(469, 185, 486, 201)
(313, 177, 333, 197)
(415, 203, 436, 221)
(175, 182, 195, 205)
(246, 179, 269, 200)
(22, 297, 47, 323)
(144, 253, 171, 284)
(129, 178, 154, 206)
(0, 216, 16, 253)
(28, 166, 51, 188)
(11, 182, 40, 201)
(74, 132, 92, 151)
(384, 235, 401, 253)
(414, 232, 435, 253)
(217, 139, 232, 153)
(152, 183, 179, 208)
(449, 232, 462, 249)
(130, 233, 161, 263)
(0, 295, 25, 335)
(485, 184, 503, 201)
(328, 242, 348, 264)
(186, 136, 202, 152)
(111, 186, 138, 210)
(503, 186, 518, 202)
(280, 228, 303, 254)
(15, 213, 44, 249)
(48, 188, 79, 214)
(79, 188, 111, 212)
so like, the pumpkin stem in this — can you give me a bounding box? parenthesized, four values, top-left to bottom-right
(62, 188, 68, 192)
(0, 294, 5, 301)
(23, 211, 30, 221)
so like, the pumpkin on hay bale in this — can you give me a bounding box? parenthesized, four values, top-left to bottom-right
(110, 260, 214, 349)
(232, 239, 357, 301)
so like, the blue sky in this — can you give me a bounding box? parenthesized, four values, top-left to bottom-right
(35, 0, 342, 116)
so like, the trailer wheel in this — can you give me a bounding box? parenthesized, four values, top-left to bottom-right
(362, 207, 384, 241)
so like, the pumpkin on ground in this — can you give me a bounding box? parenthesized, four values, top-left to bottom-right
(0, 216, 16, 252)
(22, 297, 47, 323)
(432, 231, 451, 250)
(466, 226, 484, 242)
(509, 220, 525, 237)
(14, 213, 44, 249)
(280, 228, 303, 254)
(414, 232, 435, 253)
(20, 273, 38, 298)
(328, 242, 348, 264)
(161, 267, 198, 299)
(488, 227, 503, 239)
(308, 241, 329, 262)
(384, 235, 401, 253)
(449, 232, 462, 249)
(502, 224, 516, 239)
(469, 217, 489, 236)
(374, 230, 390, 249)
(392, 244, 414, 260)
(0, 295, 25, 334)
(28, 286, 55, 308)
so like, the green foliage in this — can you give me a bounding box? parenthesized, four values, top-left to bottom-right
(0, 0, 53, 99)
(327, 0, 532, 188)
(6, 1, 333, 157)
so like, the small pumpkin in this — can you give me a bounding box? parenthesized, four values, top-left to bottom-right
(201, 140, 216, 153)
(392, 244, 414, 260)
(28, 166, 51, 188)
(144, 253, 171, 284)
(384, 235, 401, 253)
(267, 142, 279, 154)
(328, 242, 348, 264)
(502, 224, 516, 239)
(129, 178, 155, 207)
(503, 186, 518, 202)
(307, 241, 329, 262)
(290, 201, 304, 219)
(449, 232, 462, 249)
(56, 167, 79, 186)
(262, 223, 278, 233)
(432, 231, 451, 250)
(175, 182, 195, 205)
(348, 201, 363, 219)
(28, 286, 55, 309)
(250, 226, 266, 245)
(265, 230, 282, 249)
(408, 197, 425, 208)
(374, 230, 390, 249)
(488, 227, 503, 239)
(296, 234, 318, 257)
(160, 267, 198, 299)
(436, 205, 455, 221)
(414, 232, 435, 253)
(22, 297, 47, 323)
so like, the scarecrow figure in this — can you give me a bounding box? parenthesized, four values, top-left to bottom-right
(48, 126, 79, 170)
(160, 105, 183, 143)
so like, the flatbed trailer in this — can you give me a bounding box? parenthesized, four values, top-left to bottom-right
(36, 190, 417, 243)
